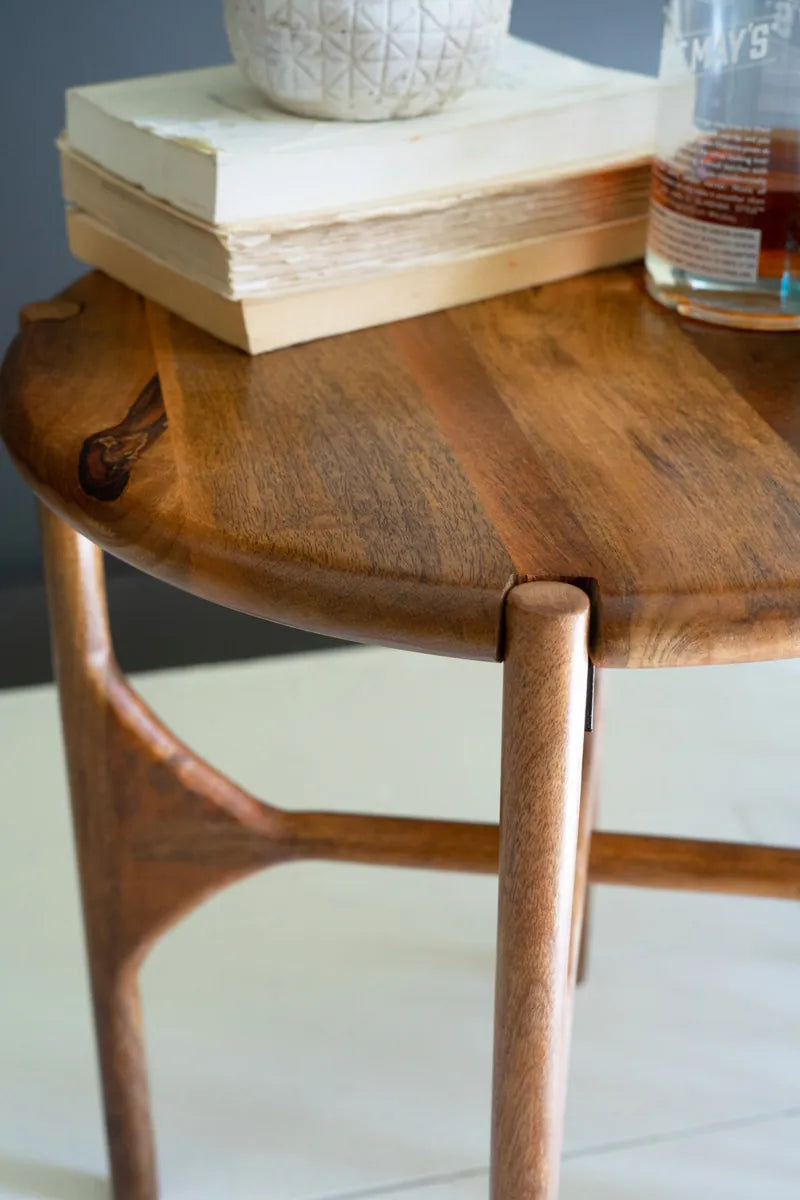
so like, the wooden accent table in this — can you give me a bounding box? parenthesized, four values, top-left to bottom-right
(2, 267, 800, 1200)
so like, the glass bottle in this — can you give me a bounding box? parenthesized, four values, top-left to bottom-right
(646, 0, 800, 329)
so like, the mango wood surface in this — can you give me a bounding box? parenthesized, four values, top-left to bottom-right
(4, 269, 800, 665)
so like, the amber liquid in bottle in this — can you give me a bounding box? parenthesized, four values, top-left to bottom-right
(646, 129, 800, 328)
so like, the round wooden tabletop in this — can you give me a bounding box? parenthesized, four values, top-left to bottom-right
(2, 267, 800, 667)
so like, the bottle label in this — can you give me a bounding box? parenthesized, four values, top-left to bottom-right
(649, 200, 762, 281)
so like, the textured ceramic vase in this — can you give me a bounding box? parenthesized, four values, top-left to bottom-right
(223, 0, 513, 121)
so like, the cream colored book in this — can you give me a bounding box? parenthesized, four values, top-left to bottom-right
(61, 141, 651, 300)
(63, 38, 657, 352)
(65, 37, 658, 224)
(67, 208, 648, 354)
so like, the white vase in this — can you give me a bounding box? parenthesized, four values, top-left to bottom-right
(223, 0, 512, 121)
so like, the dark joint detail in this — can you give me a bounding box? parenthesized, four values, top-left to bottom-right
(584, 660, 596, 732)
(79, 374, 167, 502)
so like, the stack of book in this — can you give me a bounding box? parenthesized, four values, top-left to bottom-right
(61, 38, 657, 354)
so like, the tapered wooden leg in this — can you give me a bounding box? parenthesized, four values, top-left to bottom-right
(39, 507, 291, 1199)
(40, 512, 160, 1199)
(87, 966, 156, 1198)
(491, 582, 590, 1200)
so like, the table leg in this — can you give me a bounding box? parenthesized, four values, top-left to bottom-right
(490, 582, 590, 1200)
(40, 507, 159, 1200)
(39, 506, 292, 1199)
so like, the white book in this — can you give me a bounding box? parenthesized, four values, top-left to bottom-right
(65, 37, 657, 225)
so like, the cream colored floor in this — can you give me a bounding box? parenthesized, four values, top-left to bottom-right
(0, 645, 798, 1199)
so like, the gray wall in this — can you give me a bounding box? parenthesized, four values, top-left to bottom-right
(0, 0, 662, 583)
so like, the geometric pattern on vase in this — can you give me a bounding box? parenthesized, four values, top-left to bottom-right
(224, 0, 513, 119)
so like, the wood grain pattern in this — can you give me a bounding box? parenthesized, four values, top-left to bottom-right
(4, 268, 800, 665)
(589, 833, 800, 899)
(10, 278, 800, 1200)
(3, 275, 513, 659)
(491, 582, 590, 1200)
